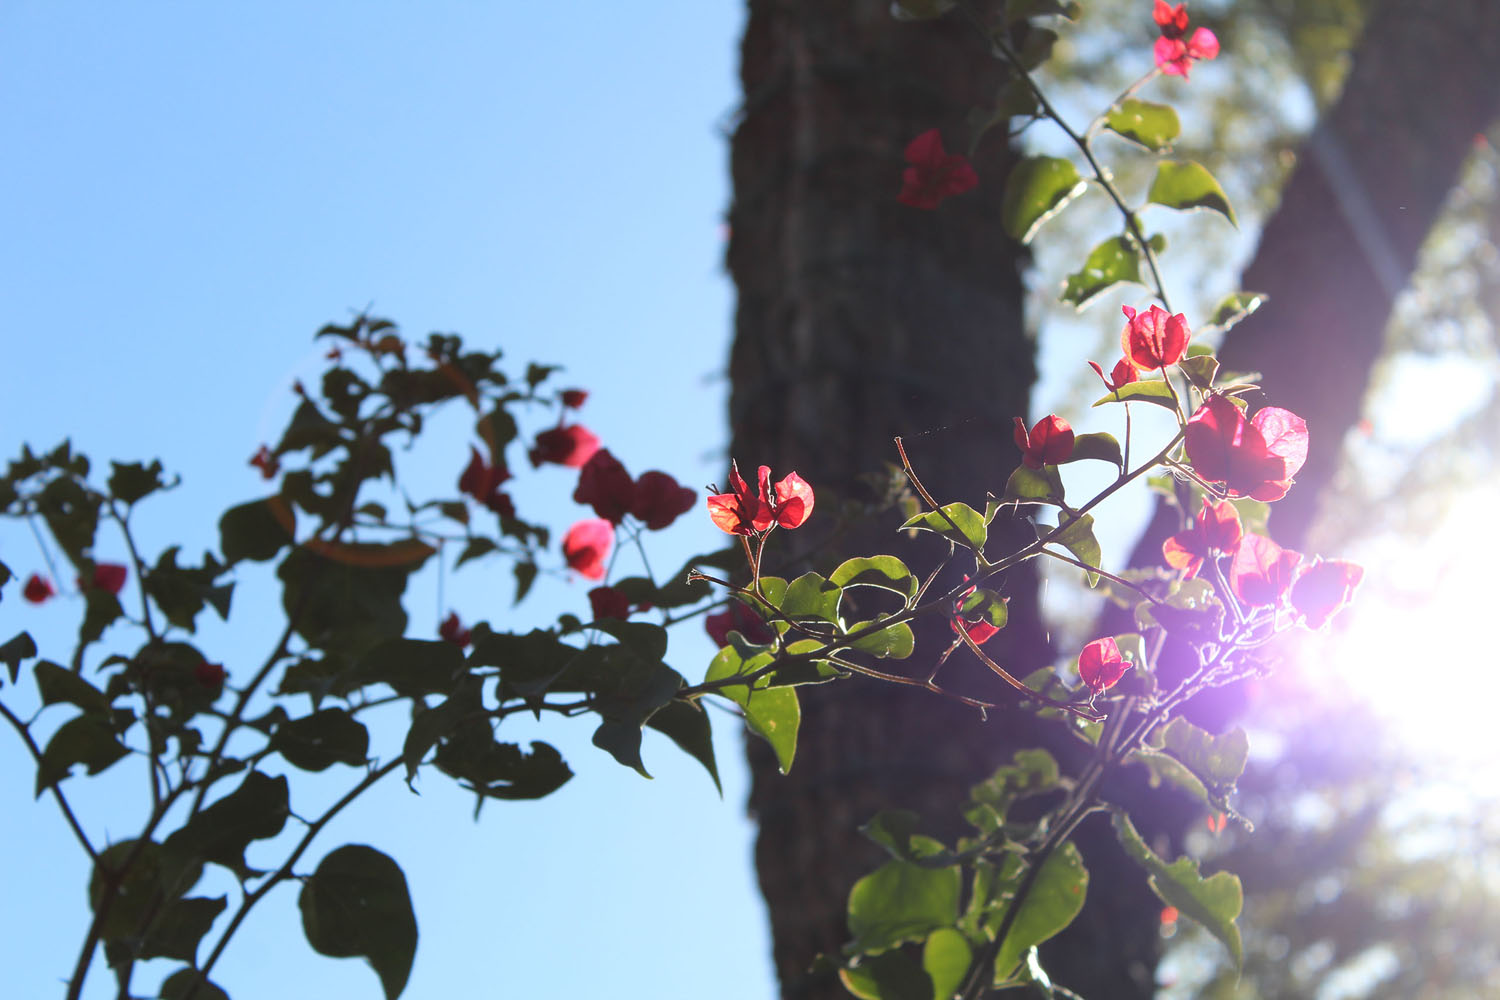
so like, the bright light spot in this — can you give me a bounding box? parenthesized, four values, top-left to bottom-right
(1299, 484, 1500, 777)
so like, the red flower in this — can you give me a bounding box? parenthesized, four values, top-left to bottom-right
(1161, 498, 1243, 578)
(1078, 637, 1130, 694)
(574, 450, 636, 524)
(459, 446, 516, 518)
(562, 518, 614, 580)
(1121, 304, 1191, 371)
(1289, 558, 1363, 629)
(85, 563, 129, 596)
(898, 129, 979, 210)
(529, 424, 600, 469)
(1229, 534, 1301, 607)
(249, 445, 280, 480)
(22, 573, 55, 604)
(707, 461, 814, 535)
(629, 471, 697, 531)
(195, 662, 227, 688)
(560, 388, 589, 409)
(705, 601, 776, 647)
(439, 611, 472, 647)
(1184, 395, 1308, 502)
(1013, 415, 1074, 470)
(588, 585, 632, 621)
(1152, 2, 1219, 78)
(1088, 356, 1139, 393)
(951, 581, 1002, 646)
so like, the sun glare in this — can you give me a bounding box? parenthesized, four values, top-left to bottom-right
(1297, 484, 1500, 773)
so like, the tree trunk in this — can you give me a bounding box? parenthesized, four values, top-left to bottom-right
(727, 3, 1159, 997)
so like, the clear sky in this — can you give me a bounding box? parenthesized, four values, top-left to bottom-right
(1, 3, 778, 999)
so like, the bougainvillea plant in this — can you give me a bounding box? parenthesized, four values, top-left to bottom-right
(0, 3, 1361, 1000)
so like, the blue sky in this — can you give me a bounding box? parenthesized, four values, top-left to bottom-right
(0, 4, 779, 998)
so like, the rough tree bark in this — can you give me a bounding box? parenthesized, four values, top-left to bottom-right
(726, 3, 1160, 998)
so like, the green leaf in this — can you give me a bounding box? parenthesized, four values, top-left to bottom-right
(1127, 748, 1211, 807)
(861, 810, 959, 867)
(218, 497, 295, 564)
(848, 617, 916, 659)
(924, 928, 973, 1000)
(160, 969, 230, 1000)
(36, 713, 129, 795)
(279, 544, 427, 660)
(1135, 578, 1224, 640)
(1065, 432, 1123, 468)
(1208, 291, 1267, 332)
(1001, 465, 1065, 506)
(1050, 514, 1101, 586)
(1112, 812, 1243, 968)
(355, 638, 466, 699)
(109, 459, 168, 505)
(1001, 156, 1086, 243)
(645, 699, 720, 794)
(88, 839, 204, 945)
(1061, 237, 1142, 309)
(967, 749, 1060, 832)
(145, 547, 234, 633)
(1104, 99, 1181, 151)
(1091, 378, 1179, 410)
(830, 556, 918, 602)
(166, 771, 290, 876)
(591, 620, 670, 664)
(1179, 354, 1219, 390)
(1148, 160, 1237, 227)
(992, 842, 1089, 981)
(847, 842, 961, 952)
(300, 844, 418, 1000)
(589, 661, 684, 779)
(782, 572, 843, 623)
(434, 737, 574, 801)
(957, 588, 1009, 629)
(840, 951, 933, 1000)
(35, 660, 109, 712)
(139, 895, 226, 962)
(271, 709, 370, 771)
(1161, 718, 1249, 788)
(706, 644, 800, 774)
(900, 502, 987, 550)
(0, 630, 36, 683)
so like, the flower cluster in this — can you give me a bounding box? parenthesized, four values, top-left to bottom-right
(575, 450, 696, 530)
(1152, 0, 1219, 77)
(898, 130, 979, 210)
(1014, 415, 1074, 469)
(706, 461, 815, 536)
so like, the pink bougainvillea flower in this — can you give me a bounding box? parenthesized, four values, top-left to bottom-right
(562, 518, 614, 580)
(707, 461, 814, 534)
(588, 585, 632, 622)
(195, 661, 227, 688)
(1161, 498, 1243, 578)
(1152, 2, 1219, 78)
(85, 563, 129, 596)
(1289, 558, 1363, 629)
(1078, 637, 1130, 694)
(898, 129, 979, 210)
(574, 449, 637, 525)
(629, 471, 697, 531)
(22, 573, 55, 604)
(1184, 395, 1308, 501)
(950, 580, 1003, 646)
(705, 600, 776, 648)
(249, 444, 280, 480)
(438, 611, 472, 647)
(560, 388, 589, 409)
(1013, 415, 1075, 470)
(1229, 534, 1302, 607)
(459, 445, 516, 518)
(1121, 304, 1191, 371)
(528, 424, 601, 469)
(1088, 356, 1139, 393)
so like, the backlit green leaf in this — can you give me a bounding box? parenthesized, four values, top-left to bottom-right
(1161, 718, 1249, 788)
(706, 644, 800, 774)
(1065, 432, 1123, 468)
(1061, 236, 1142, 309)
(991, 842, 1089, 980)
(1091, 378, 1179, 410)
(1001, 465, 1066, 506)
(924, 927, 973, 1000)
(901, 502, 987, 550)
(1001, 156, 1086, 243)
(1050, 514, 1101, 586)
(1148, 160, 1237, 226)
(830, 556, 918, 601)
(1209, 291, 1267, 332)
(1105, 99, 1181, 150)
(848, 841, 960, 952)
(1113, 812, 1243, 968)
